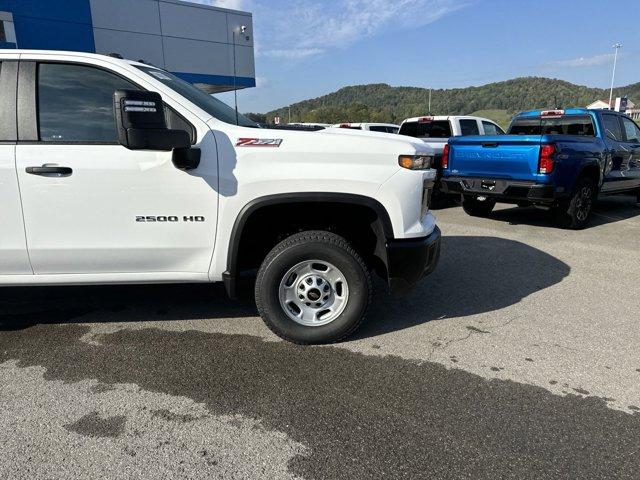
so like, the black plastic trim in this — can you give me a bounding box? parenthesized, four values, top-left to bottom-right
(0, 61, 18, 141)
(386, 226, 441, 296)
(17, 61, 38, 142)
(441, 177, 557, 203)
(223, 192, 394, 298)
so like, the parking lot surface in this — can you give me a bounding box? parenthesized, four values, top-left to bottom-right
(1, 196, 640, 479)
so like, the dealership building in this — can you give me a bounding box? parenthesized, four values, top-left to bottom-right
(0, 0, 255, 92)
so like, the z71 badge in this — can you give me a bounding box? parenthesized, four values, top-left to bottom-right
(236, 138, 283, 147)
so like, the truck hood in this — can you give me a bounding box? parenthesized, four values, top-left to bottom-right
(208, 121, 435, 200)
(208, 121, 434, 159)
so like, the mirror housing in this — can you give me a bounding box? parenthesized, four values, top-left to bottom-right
(114, 90, 191, 151)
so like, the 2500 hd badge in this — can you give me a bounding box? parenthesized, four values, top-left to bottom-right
(135, 216, 206, 222)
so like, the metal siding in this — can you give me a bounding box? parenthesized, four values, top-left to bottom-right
(6, 0, 92, 23)
(93, 28, 165, 67)
(174, 72, 255, 89)
(159, 1, 227, 43)
(162, 36, 231, 76)
(226, 13, 253, 46)
(4, 0, 255, 90)
(13, 16, 95, 52)
(89, 0, 161, 35)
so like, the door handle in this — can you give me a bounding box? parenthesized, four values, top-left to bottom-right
(481, 142, 498, 148)
(25, 165, 73, 176)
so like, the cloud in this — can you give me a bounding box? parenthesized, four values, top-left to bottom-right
(255, 0, 466, 60)
(261, 48, 325, 59)
(548, 53, 615, 68)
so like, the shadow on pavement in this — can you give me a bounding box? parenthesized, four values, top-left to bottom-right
(0, 236, 569, 338)
(357, 235, 570, 338)
(481, 195, 640, 229)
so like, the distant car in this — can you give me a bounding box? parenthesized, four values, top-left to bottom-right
(398, 115, 505, 205)
(330, 123, 400, 134)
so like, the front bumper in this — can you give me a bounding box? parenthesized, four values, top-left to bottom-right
(386, 226, 441, 296)
(441, 176, 556, 203)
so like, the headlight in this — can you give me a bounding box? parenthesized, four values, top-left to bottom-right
(398, 154, 433, 170)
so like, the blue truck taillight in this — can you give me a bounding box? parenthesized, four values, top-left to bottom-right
(441, 144, 450, 169)
(538, 144, 556, 174)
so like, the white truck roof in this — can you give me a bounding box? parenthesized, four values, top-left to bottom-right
(400, 115, 495, 125)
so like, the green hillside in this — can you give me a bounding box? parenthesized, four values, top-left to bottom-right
(263, 77, 640, 125)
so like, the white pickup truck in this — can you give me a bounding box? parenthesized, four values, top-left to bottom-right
(398, 115, 505, 203)
(0, 50, 441, 344)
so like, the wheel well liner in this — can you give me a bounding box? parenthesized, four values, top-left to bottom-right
(224, 193, 394, 296)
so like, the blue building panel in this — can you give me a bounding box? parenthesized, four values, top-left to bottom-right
(12, 16, 95, 52)
(6, 0, 92, 24)
(1, 0, 256, 92)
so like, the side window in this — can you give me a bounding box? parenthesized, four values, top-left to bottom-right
(621, 117, 640, 143)
(602, 114, 622, 142)
(165, 107, 196, 144)
(37, 63, 139, 142)
(482, 121, 504, 135)
(459, 119, 480, 136)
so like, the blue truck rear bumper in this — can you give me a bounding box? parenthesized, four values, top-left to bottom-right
(440, 177, 557, 203)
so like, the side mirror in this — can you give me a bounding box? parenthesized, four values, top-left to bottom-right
(114, 90, 190, 151)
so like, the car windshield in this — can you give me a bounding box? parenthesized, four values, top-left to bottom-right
(135, 65, 259, 128)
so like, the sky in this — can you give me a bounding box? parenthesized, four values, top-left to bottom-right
(196, 0, 640, 113)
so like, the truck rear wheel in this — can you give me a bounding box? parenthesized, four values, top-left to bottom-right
(554, 176, 596, 229)
(255, 231, 371, 344)
(461, 195, 496, 217)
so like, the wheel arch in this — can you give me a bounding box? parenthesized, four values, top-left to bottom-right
(223, 193, 394, 298)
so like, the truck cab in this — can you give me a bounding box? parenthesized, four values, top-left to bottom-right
(0, 50, 441, 343)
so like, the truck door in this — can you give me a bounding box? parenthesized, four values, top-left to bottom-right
(619, 116, 640, 191)
(14, 61, 218, 276)
(600, 113, 632, 193)
(0, 60, 32, 275)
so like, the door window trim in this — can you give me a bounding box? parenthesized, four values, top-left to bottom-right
(0, 60, 18, 142)
(16, 60, 196, 145)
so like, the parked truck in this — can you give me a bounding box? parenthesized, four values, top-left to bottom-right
(398, 115, 505, 205)
(0, 50, 441, 344)
(442, 109, 640, 228)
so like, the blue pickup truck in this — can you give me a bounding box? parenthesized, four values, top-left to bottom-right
(441, 109, 640, 228)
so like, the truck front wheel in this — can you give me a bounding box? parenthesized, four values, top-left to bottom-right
(554, 177, 596, 229)
(461, 195, 496, 217)
(255, 231, 371, 344)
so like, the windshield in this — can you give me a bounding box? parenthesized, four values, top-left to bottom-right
(135, 65, 258, 128)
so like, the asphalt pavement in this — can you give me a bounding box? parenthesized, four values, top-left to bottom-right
(1, 196, 639, 479)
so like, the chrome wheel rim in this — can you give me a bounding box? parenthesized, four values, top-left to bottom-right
(576, 186, 593, 222)
(278, 260, 349, 327)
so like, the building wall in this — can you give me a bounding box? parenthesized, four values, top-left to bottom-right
(0, 0, 255, 92)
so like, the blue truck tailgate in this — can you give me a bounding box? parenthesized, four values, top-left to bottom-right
(448, 135, 542, 180)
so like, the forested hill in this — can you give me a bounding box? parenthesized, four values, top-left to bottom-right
(260, 77, 640, 127)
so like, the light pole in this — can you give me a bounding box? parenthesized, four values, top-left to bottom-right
(608, 42, 622, 109)
(288, 106, 291, 124)
(232, 25, 248, 125)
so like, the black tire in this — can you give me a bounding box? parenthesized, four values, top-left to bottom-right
(255, 230, 371, 344)
(462, 195, 496, 217)
(554, 176, 597, 229)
